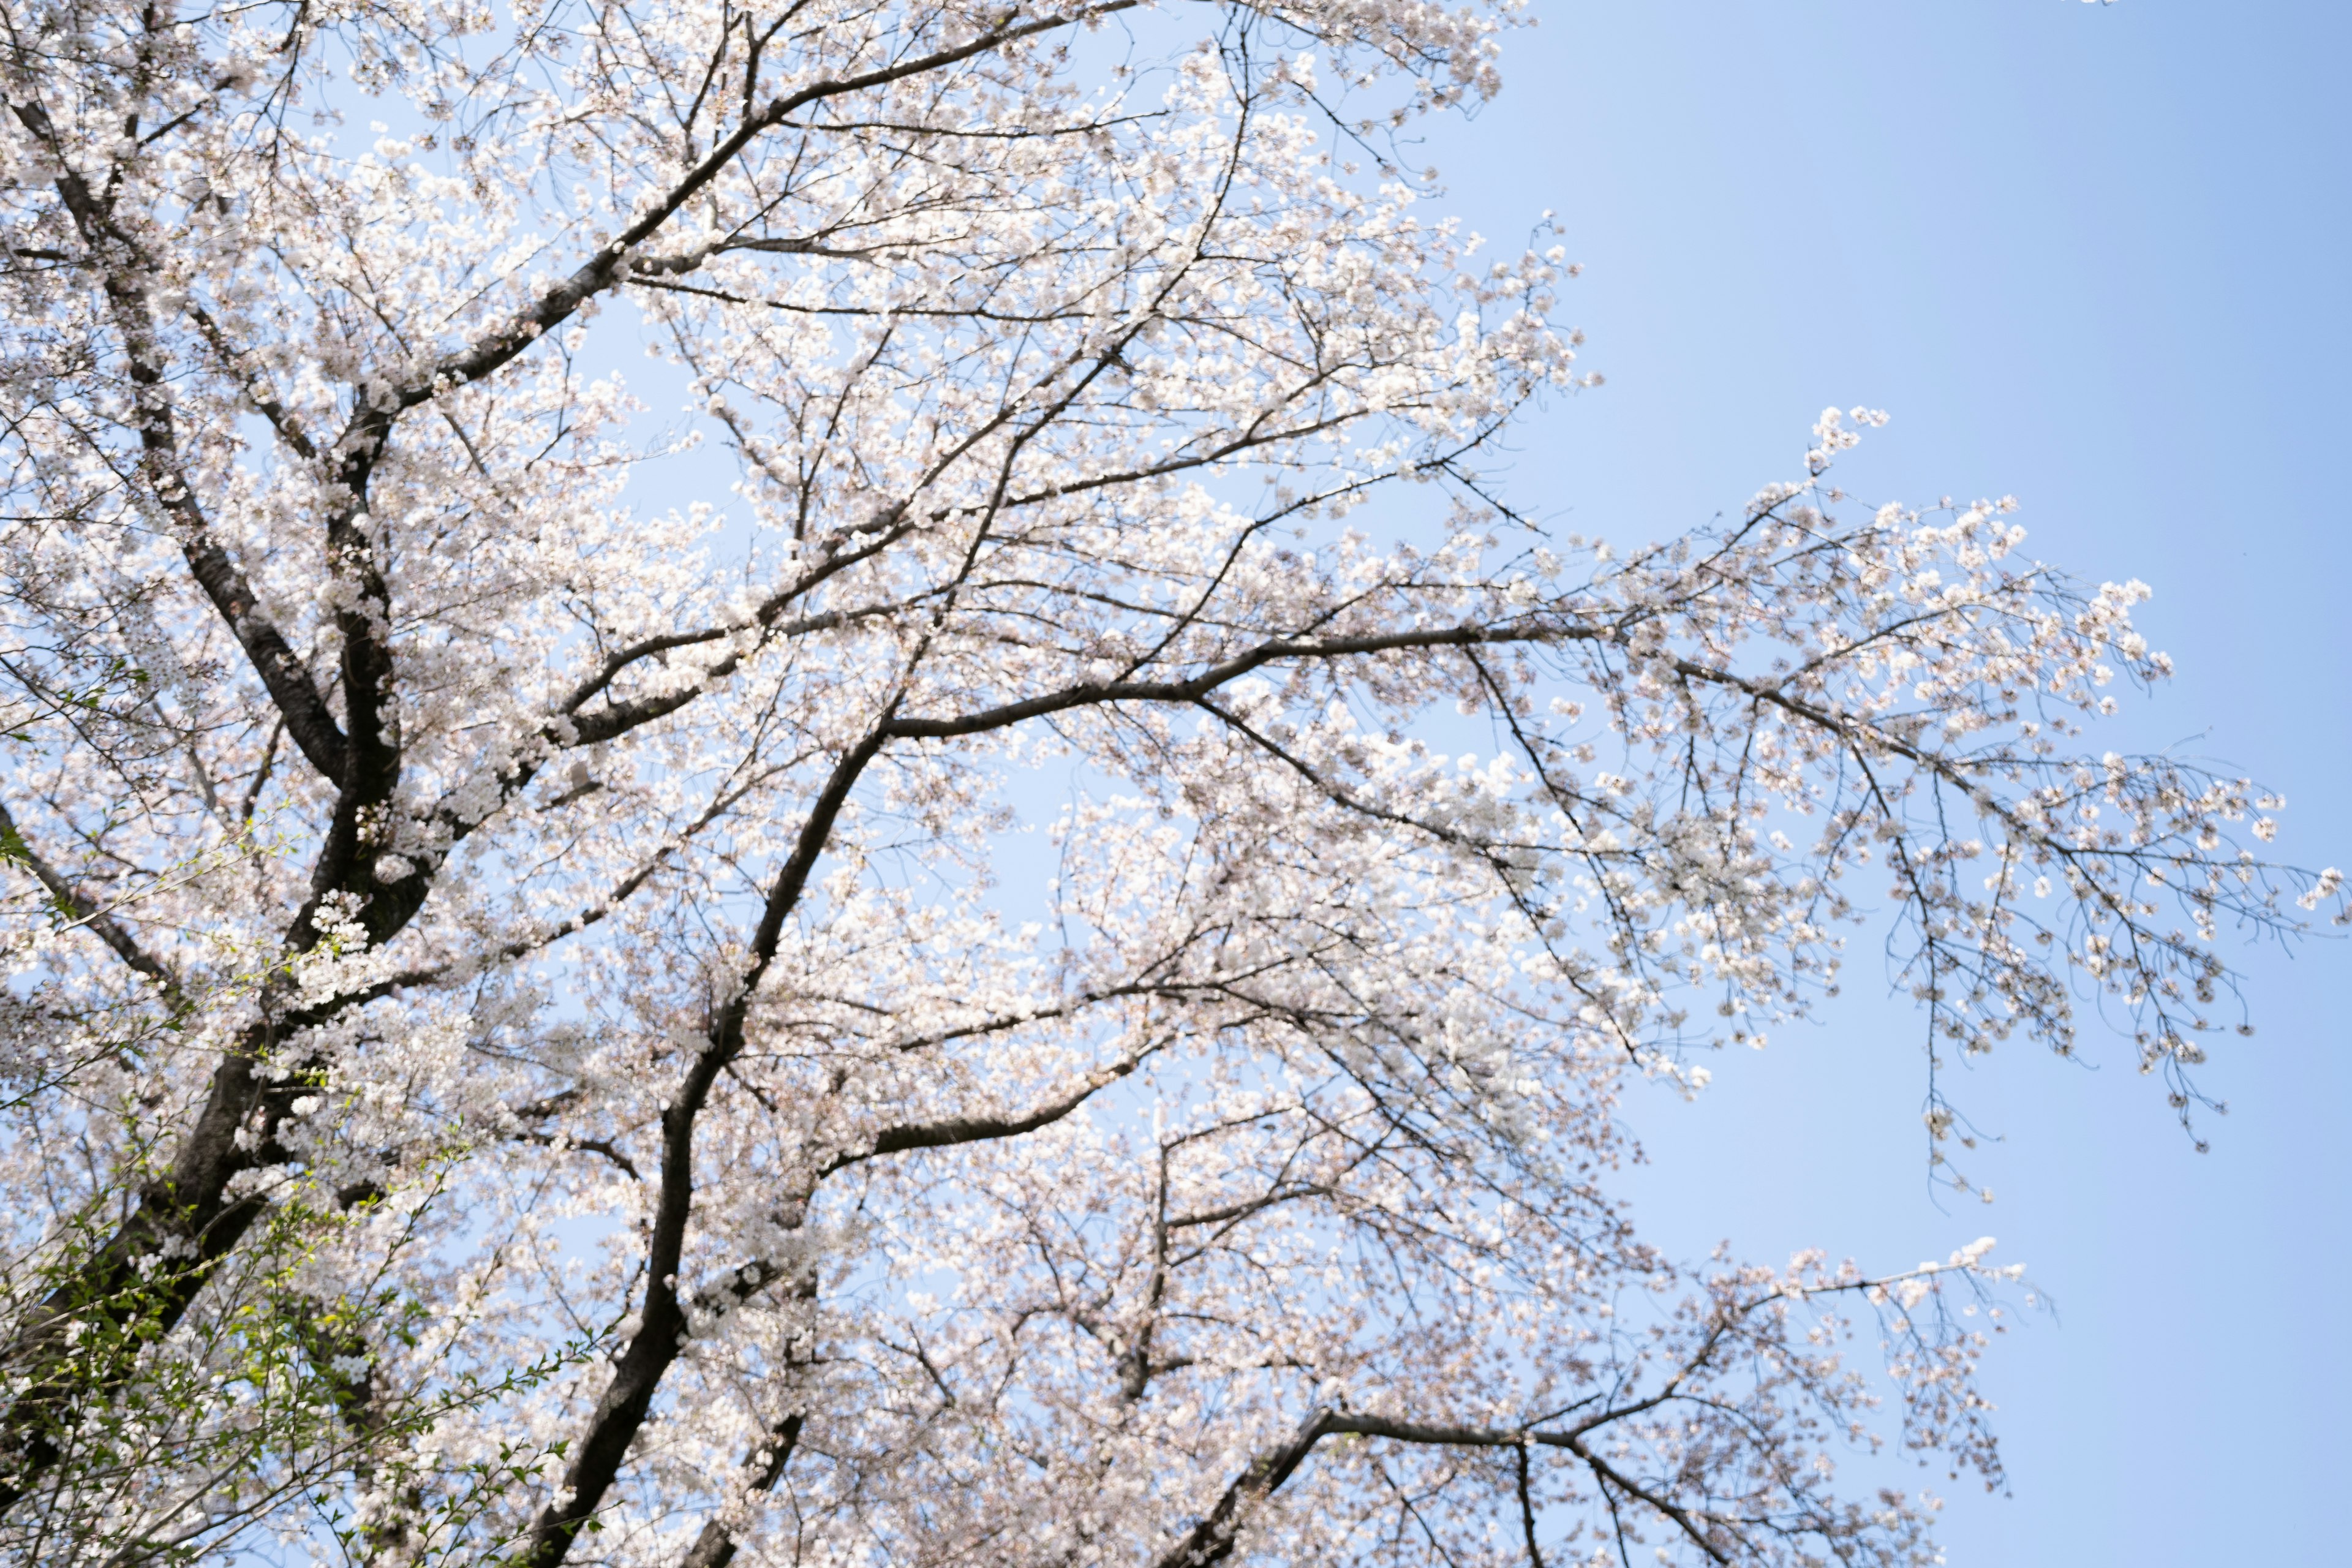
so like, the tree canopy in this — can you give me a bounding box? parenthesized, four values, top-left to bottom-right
(0, 1, 2334, 1564)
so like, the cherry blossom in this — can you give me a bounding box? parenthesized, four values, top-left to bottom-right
(0, 2, 2331, 1564)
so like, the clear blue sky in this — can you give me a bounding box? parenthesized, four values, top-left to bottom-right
(1409, 2, 2349, 1560)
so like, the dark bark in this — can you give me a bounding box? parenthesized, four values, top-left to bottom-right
(512, 725, 891, 1568)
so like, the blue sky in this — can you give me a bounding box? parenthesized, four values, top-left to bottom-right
(1402, 2, 2350, 1559)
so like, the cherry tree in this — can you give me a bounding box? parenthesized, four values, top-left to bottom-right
(0, 1, 2334, 1564)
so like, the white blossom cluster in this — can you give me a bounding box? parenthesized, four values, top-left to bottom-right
(0, 1, 2326, 1565)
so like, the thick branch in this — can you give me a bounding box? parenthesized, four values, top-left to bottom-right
(514, 719, 894, 1568)
(883, 619, 1597, 742)
(1146, 1401, 1738, 1568)
(2, 96, 350, 782)
(1149, 1408, 1336, 1568)
(675, 1412, 804, 1568)
(673, 1263, 822, 1568)
(820, 1051, 1152, 1177)
(389, 2, 1141, 422)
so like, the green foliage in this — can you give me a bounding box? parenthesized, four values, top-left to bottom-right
(2, 1148, 594, 1566)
